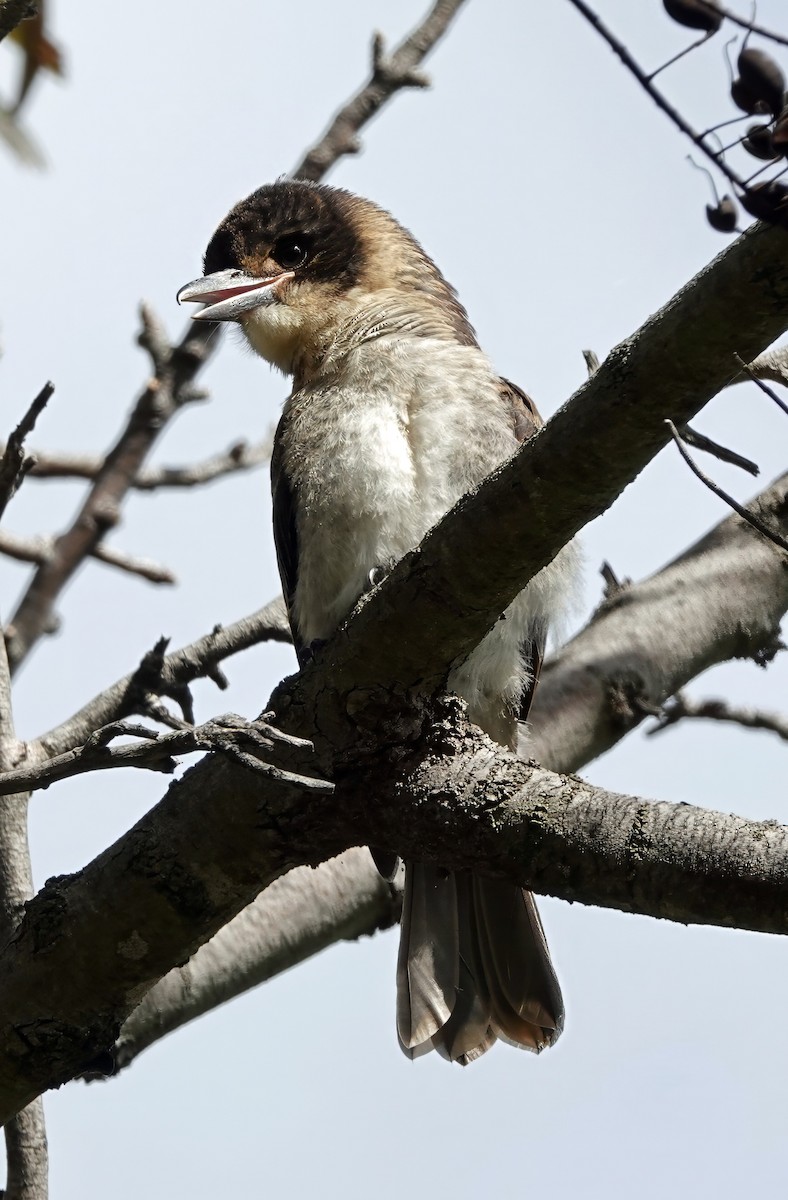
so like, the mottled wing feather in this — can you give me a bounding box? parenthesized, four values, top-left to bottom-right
(271, 416, 308, 667)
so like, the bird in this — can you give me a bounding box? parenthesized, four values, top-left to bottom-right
(178, 180, 579, 1064)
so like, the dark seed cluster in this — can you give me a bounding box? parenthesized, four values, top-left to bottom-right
(661, 1, 788, 232)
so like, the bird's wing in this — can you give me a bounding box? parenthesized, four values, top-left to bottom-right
(271, 414, 308, 667)
(499, 377, 546, 721)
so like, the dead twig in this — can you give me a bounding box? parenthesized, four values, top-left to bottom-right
(0, 529, 175, 585)
(0, 714, 328, 798)
(3, 437, 272, 489)
(292, 0, 468, 181)
(666, 420, 788, 552)
(649, 692, 788, 741)
(36, 597, 292, 758)
(679, 424, 759, 475)
(566, 0, 751, 206)
(4, 311, 217, 671)
(0, 381, 53, 521)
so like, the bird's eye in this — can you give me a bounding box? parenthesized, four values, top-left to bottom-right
(273, 234, 309, 270)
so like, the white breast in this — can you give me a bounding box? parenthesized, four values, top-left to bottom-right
(280, 335, 579, 746)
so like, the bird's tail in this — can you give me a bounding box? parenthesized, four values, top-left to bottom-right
(396, 863, 563, 1064)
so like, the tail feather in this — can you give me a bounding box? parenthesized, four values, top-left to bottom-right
(396, 863, 460, 1056)
(474, 877, 564, 1051)
(431, 874, 496, 1064)
(396, 863, 563, 1064)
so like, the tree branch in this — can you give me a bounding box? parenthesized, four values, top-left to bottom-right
(16, 437, 272, 491)
(109, 849, 402, 1075)
(0, 530, 176, 586)
(0, 215, 784, 1118)
(4, 313, 217, 672)
(649, 693, 788, 741)
(34, 596, 291, 759)
(110, 466, 788, 1068)
(292, 0, 469, 181)
(0, 383, 53, 523)
(0, 520, 47, 1193)
(528, 471, 788, 773)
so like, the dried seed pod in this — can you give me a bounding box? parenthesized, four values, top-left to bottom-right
(742, 123, 778, 160)
(663, 0, 722, 32)
(737, 47, 786, 118)
(705, 196, 738, 232)
(740, 179, 788, 226)
(731, 77, 770, 115)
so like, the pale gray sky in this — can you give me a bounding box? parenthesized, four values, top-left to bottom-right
(1, 2, 787, 1196)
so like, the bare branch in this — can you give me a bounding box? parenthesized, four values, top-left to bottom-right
(36, 597, 291, 758)
(4, 314, 218, 671)
(666, 419, 788, 550)
(711, 4, 788, 50)
(567, 0, 752, 206)
(528, 471, 788, 773)
(0, 433, 48, 1191)
(0, 714, 328, 799)
(1, 215, 788, 1118)
(11, 437, 272, 491)
(4, 696, 788, 1123)
(648, 692, 788, 740)
(679, 423, 759, 474)
(734, 350, 788, 415)
(0, 529, 176, 585)
(292, 0, 468, 181)
(0, 382, 53, 522)
(109, 850, 402, 1075)
(744, 344, 788, 391)
(112, 467, 788, 1067)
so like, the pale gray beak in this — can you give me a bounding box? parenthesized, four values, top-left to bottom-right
(176, 267, 294, 322)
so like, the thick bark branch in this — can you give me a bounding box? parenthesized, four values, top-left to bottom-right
(307, 221, 788, 708)
(2, 704, 788, 1122)
(111, 850, 401, 1073)
(527, 472, 788, 772)
(0, 222, 787, 1119)
(113, 470, 788, 1065)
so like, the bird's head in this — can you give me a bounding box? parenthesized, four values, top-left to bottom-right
(177, 180, 475, 379)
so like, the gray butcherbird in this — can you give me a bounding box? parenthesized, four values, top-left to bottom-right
(178, 180, 578, 1064)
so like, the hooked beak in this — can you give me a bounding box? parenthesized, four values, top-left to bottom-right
(176, 268, 295, 322)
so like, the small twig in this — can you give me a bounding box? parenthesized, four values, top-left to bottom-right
(567, 0, 749, 202)
(666, 419, 788, 551)
(0, 381, 53, 521)
(649, 692, 788, 741)
(5, 311, 219, 671)
(0, 529, 175, 584)
(734, 351, 788, 416)
(0, 715, 331, 798)
(36, 598, 293, 758)
(582, 349, 601, 377)
(679, 423, 759, 475)
(712, 4, 788, 50)
(599, 561, 632, 601)
(91, 543, 176, 585)
(292, 0, 468, 181)
(0, 437, 273, 489)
